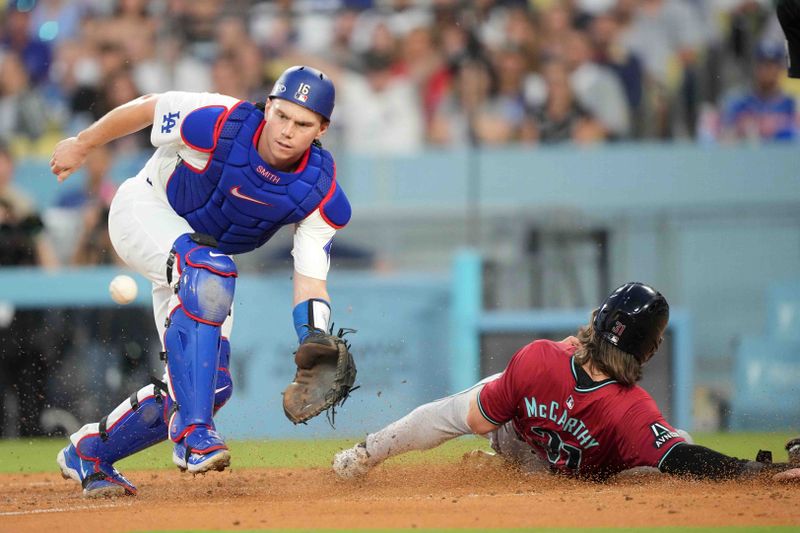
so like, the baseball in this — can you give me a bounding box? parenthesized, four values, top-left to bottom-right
(109, 274, 138, 305)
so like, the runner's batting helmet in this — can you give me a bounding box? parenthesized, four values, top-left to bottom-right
(593, 282, 669, 361)
(269, 66, 335, 121)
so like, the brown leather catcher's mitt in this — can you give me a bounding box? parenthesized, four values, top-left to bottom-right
(283, 328, 357, 425)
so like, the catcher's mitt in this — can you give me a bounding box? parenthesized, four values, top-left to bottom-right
(283, 327, 357, 425)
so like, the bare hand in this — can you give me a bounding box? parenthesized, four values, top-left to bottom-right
(773, 468, 800, 482)
(50, 136, 92, 182)
(560, 335, 580, 348)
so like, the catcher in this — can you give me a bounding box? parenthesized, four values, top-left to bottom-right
(334, 282, 799, 482)
(50, 65, 356, 498)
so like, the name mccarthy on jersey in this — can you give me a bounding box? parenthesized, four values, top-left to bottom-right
(523, 396, 600, 449)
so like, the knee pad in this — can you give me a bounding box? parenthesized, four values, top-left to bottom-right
(169, 233, 237, 325)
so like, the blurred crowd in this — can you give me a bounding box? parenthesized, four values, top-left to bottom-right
(0, 0, 795, 269)
(0, 0, 794, 266)
(0, 0, 794, 159)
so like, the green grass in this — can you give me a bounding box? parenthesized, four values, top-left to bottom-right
(2, 432, 796, 474)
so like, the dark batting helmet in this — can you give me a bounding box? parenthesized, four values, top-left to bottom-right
(268, 65, 335, 121)
(593, 282, 669, 361)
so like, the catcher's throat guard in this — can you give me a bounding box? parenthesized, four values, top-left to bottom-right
(283, 327, 357, 425)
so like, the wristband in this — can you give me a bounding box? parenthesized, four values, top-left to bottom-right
(292, 298, 331, 342)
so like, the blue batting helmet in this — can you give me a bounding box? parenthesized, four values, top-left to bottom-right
(593, 282, 669, 362)
(269, 66, 335, 121)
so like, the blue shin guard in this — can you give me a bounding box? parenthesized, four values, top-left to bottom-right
(60, 382, 170, 496)
(165, 234, 236, 471)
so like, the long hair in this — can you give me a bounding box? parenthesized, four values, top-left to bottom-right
(573, 311, 643, 387)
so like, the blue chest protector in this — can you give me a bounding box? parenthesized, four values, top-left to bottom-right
(166, 101, 350, 254)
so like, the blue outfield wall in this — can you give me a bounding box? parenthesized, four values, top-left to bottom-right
(0, 263, 693, 437)
(0, 267, 452, 439)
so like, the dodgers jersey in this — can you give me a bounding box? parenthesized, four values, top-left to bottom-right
(134, 91, 338, 280)
(478, 340, 686, 479)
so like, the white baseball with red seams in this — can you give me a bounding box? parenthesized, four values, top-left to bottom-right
(109, 274, 138, 305)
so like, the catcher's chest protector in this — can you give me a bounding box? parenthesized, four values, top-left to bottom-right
(166, 101, 337, 254)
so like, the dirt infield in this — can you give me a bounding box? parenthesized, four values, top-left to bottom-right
(1, 460, 798, 532)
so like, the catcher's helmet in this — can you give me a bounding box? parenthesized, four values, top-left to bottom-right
(269, 65, 335, 121)
(593, 282, 669, 361)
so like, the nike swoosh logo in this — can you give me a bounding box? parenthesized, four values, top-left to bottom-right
(208, 252, 226, 257)
(215, 385, 230, 394)
(230, 186, 272, 206)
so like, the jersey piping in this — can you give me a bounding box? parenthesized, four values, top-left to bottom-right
(476, 388, 504, 426)
(571, 356, 618, 392)
(657, 440, 688, 469)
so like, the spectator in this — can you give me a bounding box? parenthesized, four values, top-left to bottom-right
(2, 3, 53, 86)
(49, 39, 102, 134)
(720, 42, 798, 142)
(322, 8, 362, 68)
(211, 53, 249, 101)
(0, 52, 49, 143)
(235, 40, 267, 102)
(619, 0, 705, 138)
(96, 69, 149, 153)
(589, 11, 645, 137)
(398, 25, 451, 131)
(337, 51, 424, 154)
(564, 30, 631, 139)
(528, 60, 607, 144)
(133, 35, 212, 95)
(537, 2, 574, 61)
(177, 0, 225, 62)
(30, 0, 84, 45)
(428, 58, 493, 146)
(83, 0, 156, 64)
(0, 142, 57, 267)
(480, 45, 529, 144)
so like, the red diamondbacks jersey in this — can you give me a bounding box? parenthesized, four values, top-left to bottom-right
(477, 340, 686, 478)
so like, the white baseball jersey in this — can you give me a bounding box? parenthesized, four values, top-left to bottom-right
(130, 91, 337, 281)
(108, 92, 340, 343)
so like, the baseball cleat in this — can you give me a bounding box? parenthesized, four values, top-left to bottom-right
(332, 441, 371, 479)
(462, 449, 499, 464)
(172, 442, 231, 474)
(57, 444, 136, 498)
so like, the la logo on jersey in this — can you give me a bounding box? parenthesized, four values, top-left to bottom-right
(650, 422, 681, 449)
(295, 83, 311, 102)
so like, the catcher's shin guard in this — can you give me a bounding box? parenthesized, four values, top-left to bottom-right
(62, 381, 171, 495)
(70, 382, 170, 465)
(164, 234, 236, 454)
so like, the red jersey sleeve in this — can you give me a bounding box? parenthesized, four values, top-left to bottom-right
(476, 347, 526, 426)
(616, 392, 687, 469)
